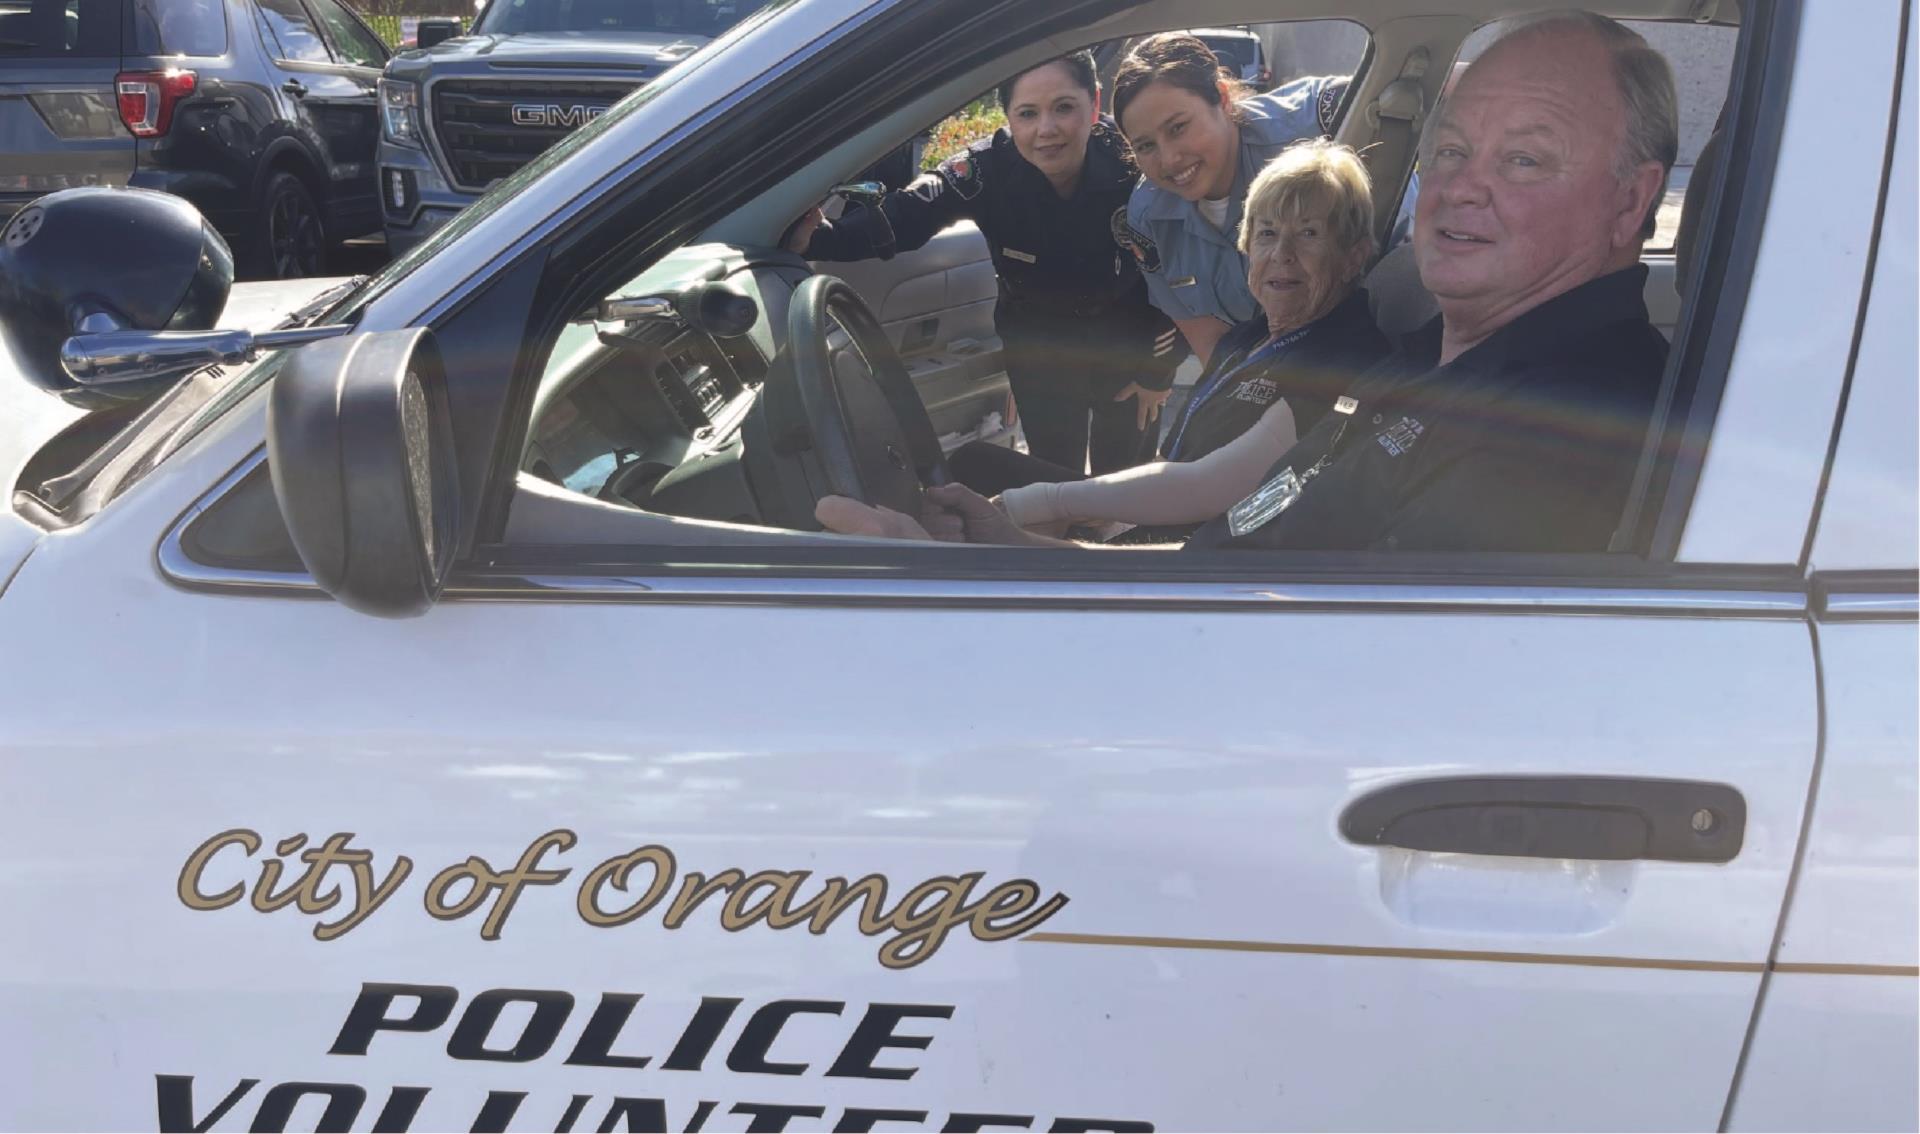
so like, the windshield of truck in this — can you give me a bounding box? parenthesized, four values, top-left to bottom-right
(475, 0, 771, 38)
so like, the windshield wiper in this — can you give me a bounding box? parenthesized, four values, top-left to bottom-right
(283, 275, 370, 328)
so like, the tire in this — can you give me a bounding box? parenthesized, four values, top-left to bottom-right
(247, 170, 328, 280)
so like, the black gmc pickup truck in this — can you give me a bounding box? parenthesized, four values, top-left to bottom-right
(374, 0, 768, 254)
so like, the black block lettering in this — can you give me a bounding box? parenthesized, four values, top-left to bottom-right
(555, 1094, 591, 1133)
(730, 1103, 826, 1132)
(682, 1101, 719, 1133)
(661, 998, 741, 1072)
(835, 1108, 930, 1132)
(597, 1097, 669, 1132)
(566, 993, 652, 1069)
(826, 1003, 953, 1081)
(1049, 1122, 1154, 1132)
(942, 1116, 1033, 1133)
(156, 1075, 258, 1133)
(448, 989, 575, 1062)
(372, 1086, 431, 1133)
(470, 1091, 528, 1133)
(330, 983, 459, 1056)
(248, 1082, 366, 1133)
(726, 1000, 843, 1076)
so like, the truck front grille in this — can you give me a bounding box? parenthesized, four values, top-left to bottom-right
(430, 78, 643, 193)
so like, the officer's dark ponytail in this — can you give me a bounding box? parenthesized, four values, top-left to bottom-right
(996, 50, 1100, 114)
(1112, 33, 1251, 131)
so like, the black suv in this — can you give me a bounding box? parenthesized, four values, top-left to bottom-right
(1, 0, 389, 277)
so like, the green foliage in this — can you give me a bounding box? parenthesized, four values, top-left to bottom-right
(363, 13, 467, 48)
(923, 97, 1005, 169)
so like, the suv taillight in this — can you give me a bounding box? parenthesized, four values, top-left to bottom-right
(116, 69, 197, 137)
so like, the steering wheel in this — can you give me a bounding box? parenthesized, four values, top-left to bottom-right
(787, 274, 950, 516)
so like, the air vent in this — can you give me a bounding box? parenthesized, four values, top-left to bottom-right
(653, 360, 706, 432)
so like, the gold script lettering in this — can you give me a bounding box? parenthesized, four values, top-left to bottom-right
(177, 828, 262, 910)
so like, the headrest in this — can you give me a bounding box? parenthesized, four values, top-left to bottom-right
(1363, 241, 1438, 340)
(1674, 106, 1730, 297)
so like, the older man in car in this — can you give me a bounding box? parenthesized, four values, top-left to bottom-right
(821, 9, 1677, 554)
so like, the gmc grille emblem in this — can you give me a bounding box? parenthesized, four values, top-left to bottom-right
(510, 103, 610, 128)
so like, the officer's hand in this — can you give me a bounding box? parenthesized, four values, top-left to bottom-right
(815, 495, 933, 540)
(925, 484, 1065, 547)
(782, 206, 826, 255)
(1115, 383, 1172, 431)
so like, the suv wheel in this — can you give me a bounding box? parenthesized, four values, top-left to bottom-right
(250, 171, 328, 279)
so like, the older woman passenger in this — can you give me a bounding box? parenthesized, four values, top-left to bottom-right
(991, 138, 1389, 535)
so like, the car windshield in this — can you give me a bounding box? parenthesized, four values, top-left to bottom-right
(474, 0, 770, 38)
(1198, 35, 1254, 71)
(79, 0, 802, 518)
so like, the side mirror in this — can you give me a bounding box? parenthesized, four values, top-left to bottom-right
(416, 17, 460, 48)
(267, 327, 459, 618)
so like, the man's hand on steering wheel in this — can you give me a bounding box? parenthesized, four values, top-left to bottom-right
(817, 484, 1061, 546)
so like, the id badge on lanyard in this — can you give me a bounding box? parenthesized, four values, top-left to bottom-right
(1225, 394, 1360, 538)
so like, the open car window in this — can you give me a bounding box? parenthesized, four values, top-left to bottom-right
(492, 5, 1747, 574)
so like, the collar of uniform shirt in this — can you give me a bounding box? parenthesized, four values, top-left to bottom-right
(1401, 263, 1654, 378)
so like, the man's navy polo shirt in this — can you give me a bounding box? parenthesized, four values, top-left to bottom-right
(1192, 265, 1668, 553)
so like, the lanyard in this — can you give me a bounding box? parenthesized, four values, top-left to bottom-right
(1167, 323, 1314, 459)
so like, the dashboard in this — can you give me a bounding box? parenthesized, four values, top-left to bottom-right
(522, 249, 809, 527)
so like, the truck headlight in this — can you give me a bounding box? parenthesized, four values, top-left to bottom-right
(379, 79, 422, 148)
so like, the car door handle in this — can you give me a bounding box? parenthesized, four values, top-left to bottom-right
(282, 79, 308, 97)
(1339, 775, 1746, 863)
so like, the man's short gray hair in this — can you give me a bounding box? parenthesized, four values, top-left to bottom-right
(1494, 9, 1679, 239)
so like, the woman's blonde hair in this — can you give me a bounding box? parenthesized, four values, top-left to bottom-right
(1237, 138, 1375, 259)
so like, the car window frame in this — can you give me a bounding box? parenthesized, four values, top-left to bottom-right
(251, 0, 335, 66)
(160, 0, 1812, 604)
(302, 0, 386, 69)
(466, 0, 1803, 587)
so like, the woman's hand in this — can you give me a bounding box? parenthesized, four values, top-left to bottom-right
(782, 205, 826, 255)
(815, 486, 1068, 547)
(1114, 383, 1172, 431)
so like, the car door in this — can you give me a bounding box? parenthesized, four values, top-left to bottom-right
(1728, 19, 1920, 1127)
(250, 0, 379, 234)
(0, 429, 1827, 1134)
(299, 0, 384, 234)
(0, 0, 1902, 1131)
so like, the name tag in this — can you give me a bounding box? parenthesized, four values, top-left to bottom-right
(1002, 248, 1037, 263)
(1170, 276, 1197, 288)
(1227, 466, 1304, 538)
(1334, 395, 1359, 415)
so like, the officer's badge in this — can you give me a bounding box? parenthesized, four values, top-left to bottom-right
(1228, 466, 1305, 538)
(1316, 77, 1350, 137)
(940, 152, 984, 200)
(1111, 207, 1161, 273)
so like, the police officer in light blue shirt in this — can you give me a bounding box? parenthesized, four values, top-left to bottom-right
(1113, 33, 1351, 366)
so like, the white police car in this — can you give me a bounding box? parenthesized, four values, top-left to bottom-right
(0, 0, 1913, 1130)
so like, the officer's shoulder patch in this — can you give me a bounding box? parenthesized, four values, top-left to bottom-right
(1111, 206, 1161, 274)
(938, 147, 987, 200)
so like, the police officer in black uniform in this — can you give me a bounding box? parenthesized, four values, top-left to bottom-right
(788, 51, 1181, 479)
